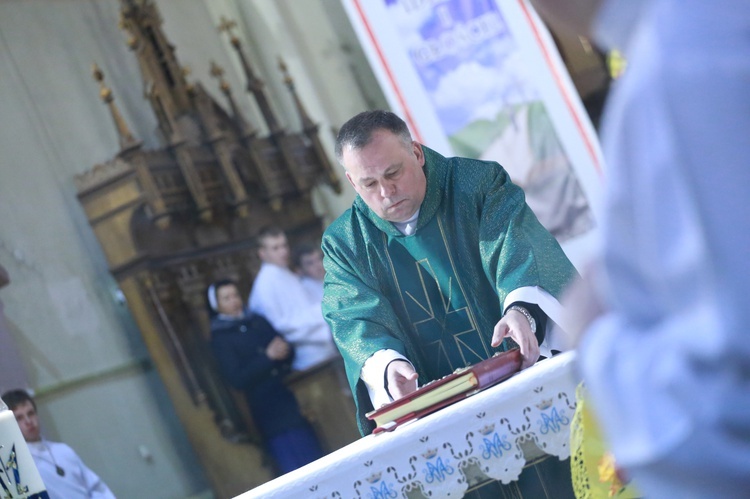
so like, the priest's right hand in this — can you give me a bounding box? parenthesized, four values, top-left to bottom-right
(492, 311, 539, 370)
(386, 360, 419, 401)
(266, 336, 291, 360)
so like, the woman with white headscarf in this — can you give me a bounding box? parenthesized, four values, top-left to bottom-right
(207, 278, 323, 474)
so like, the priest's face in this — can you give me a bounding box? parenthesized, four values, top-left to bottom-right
(343, 129, 427, 222)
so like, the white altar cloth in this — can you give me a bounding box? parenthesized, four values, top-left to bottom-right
(239, 351, 579, 499)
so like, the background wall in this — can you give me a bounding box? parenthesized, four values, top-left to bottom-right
(0, 0, 382, 497)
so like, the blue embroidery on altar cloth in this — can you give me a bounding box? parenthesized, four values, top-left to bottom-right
(423, 456, 455, 483)
(482, 432, 512, 459)
(538, 407, 570, 434)
(369, 480, 398, 499)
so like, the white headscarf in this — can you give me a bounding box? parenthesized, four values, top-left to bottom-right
(207, 284, 218, 312)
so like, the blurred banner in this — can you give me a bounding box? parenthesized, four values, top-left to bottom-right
(341, 0, 604, 267)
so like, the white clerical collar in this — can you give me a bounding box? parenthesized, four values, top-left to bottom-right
(392, 209, 420, 236)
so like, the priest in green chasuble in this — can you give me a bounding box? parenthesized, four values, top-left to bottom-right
(322, 111, 577, 497)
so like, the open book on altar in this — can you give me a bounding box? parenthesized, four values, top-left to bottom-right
(367, 348, 522, 433)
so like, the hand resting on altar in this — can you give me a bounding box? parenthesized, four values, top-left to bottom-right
(385, 359, 419, 401)
(491, 309, 540, 370)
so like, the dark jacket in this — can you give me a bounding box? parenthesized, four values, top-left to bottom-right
(210, 313, 308, 439)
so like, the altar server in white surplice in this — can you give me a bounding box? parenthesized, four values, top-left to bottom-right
(249, 227, 338, 371)
(3, 389, 116, 499)
(532, 0, 750, 497)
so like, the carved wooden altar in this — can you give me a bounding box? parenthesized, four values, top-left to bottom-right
(74, 2, 354, 497)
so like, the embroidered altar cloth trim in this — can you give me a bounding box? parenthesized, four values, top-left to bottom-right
(237, 351, 579, 499)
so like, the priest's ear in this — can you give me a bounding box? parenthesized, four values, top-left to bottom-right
(344, 170, 357, 191)
(411, 141, 425, 167)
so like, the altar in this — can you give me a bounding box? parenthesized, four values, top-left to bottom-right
(238, 351, 579, 498)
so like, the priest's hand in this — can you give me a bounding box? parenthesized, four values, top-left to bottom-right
(386, 360, 419, 401)
(491, 310, 539, 370)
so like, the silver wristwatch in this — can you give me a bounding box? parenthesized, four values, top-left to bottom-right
(507, 305, 536, 334)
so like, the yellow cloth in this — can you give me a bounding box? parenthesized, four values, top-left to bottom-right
(571, 384, 641, 498)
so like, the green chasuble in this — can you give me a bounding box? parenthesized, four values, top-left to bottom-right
(322, 146, 577, 435)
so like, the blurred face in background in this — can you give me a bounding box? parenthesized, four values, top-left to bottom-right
(299, 249, 326, 281)
(215, 283, 244, 318)
(12, 400, 41, 442)
(258, 234, 290, 268)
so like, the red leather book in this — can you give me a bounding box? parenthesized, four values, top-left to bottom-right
(367, 348, 522, 433)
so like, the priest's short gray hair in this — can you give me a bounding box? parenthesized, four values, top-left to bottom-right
(335, 110, 413, 163)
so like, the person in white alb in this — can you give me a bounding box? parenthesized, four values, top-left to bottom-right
(2, 389, 115, 499)
(248, 227, 338, 371)
(531, 0, 750, 497)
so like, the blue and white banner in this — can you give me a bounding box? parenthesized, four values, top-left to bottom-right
(341, 0, 604, 267)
